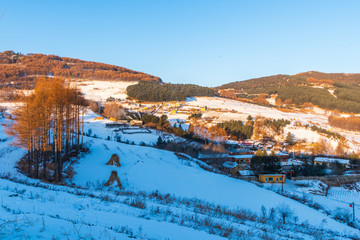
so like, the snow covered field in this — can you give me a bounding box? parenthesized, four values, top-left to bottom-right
(1, 134, 359, 239)
(2, 92, 360, 238)
(74, 80, 137, 101)
(71, 136, 360, 236)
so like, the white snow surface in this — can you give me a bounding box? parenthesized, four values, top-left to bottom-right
(1, 99, 360, 239)
(74, 80, 137, 101)
(73, 137, 359, 235)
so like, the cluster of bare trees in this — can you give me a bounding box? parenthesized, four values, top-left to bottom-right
(189, 124, 228, 143)
(103, 103, 126, 120)
(328, 115, 360, 132)
(0, 51, 161, 86)
(7, 78, 88, 182)
(306, 77, 334, 86)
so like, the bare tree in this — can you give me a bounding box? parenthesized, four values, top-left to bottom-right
(277, 204, 293, 224)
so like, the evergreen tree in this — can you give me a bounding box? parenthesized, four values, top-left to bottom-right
(285, 132, 296, 145)
(250, 156, 281, 175)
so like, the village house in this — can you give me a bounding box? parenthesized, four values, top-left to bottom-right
(233, 154, 253, 164)
(221, 161, 254, 176)
(267, 150, 290, 162)
(221, 161, 240, 175)
(259, 174, 285, 183)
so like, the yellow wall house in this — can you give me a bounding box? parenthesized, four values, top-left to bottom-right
(258, 174, 285, 183)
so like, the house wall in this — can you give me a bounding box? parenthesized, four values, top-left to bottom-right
(259, 175, 285, 183)
(234, 158, 251, 164)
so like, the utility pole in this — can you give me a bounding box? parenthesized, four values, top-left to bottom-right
(350, 202, 355, 222)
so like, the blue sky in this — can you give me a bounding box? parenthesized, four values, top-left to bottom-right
(1, 0, 360, 86)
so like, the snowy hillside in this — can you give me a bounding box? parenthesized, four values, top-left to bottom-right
(1, 102, 360, 239)
(69, 79, 360, 153)
(1, 134, 359, 239)
(72, 136, 360, 236)
(186, 97, 360, 151)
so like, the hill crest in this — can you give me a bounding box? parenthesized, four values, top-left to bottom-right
(0, 50, 161, 88)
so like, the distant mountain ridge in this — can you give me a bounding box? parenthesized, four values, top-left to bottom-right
(217, 71, 360, 94)
(217, 71, 360, 113)
(0, 50, 161, 88)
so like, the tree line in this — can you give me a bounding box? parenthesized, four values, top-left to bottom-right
(217, 120, 254, 140)
(334, 87, 360, 103)
(218, 71, 360, 94)
(126, 81, 214, 102)
(7, 77, 88, 182)
(277, 86, 360, 113)
(217, 71, 360, 114)
(217, 74, 306, 94)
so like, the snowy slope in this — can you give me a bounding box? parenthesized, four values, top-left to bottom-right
(74, 80, 137, 101)
(0, 106, 26, 179)
(1, 102, 360, 239)
(0, 178, 225, 240)
(73, 137, 360, 235)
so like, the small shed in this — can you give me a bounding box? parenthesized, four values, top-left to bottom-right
(259, 174, 285, 183)
(130, 120, 143, 126)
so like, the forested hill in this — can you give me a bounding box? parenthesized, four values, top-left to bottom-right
(217, 71, 360, 94)
(127, 81, 214, 102)
(0, 50, 161, 88)
(217, 71, 360, 113)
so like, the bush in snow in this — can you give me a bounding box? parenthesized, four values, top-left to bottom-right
(276, 204, 293, 224)
(125, 198, 146, 209)
(334, 208, 352, 224)
(87, 128, 92, 136)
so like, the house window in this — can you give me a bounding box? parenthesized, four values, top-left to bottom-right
(279, 177, 283, 181)
(269, 177, 273, 181)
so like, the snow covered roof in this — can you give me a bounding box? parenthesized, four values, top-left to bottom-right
(259, 174, 285, 176)
(281, 158, 304, 166)
(222, 161, 238, 168)
(239, 170, 254, 176)
(198, 153, 231, 158)
(276, 152, 289, 156)
(266, 150, 289, 156)
(314, 157, 350, 165)
(233, 154, 253, 159)
(225, 140, 241, 145)
(232, 147, 252, 153)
